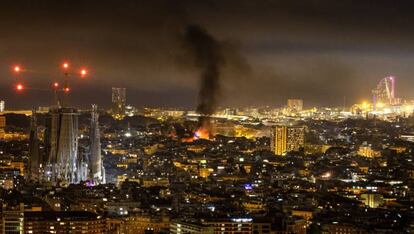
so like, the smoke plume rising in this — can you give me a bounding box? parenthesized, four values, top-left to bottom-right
(183, 24, 224, 131)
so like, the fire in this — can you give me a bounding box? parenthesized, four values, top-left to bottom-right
(194, 127, 210, 140)
(181, 127, 211, 142)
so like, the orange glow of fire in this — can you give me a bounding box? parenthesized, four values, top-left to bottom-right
(194, 127, 210, 140)
(181, 127, 210, 142)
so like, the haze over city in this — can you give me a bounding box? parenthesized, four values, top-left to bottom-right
(2, 0, 414, 108)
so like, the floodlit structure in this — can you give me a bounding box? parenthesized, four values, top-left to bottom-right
(271, 125, 305, 155)
(372, 76, 397, 109)
(0, 100, 4, 112)
(89, 104, 105, 184)
(28, 110, 41, 181)
(43, 107, 85, 184)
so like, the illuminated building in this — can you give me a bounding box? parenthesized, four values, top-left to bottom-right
(24, 211, 105, 233)
(28, 111, 41, 181)
(199, 167, 213, 178)
(372, 76, 398, 109)
(287, 99, 303, 112)
(202, 218, 253, 233)
(242, 201, 266, 213)
(361, 193, 384, 208)
(89, 104, 105, 184)
(357, 144, 381, 158)
(121, 215, 170, 234)
(322, 223, 365, 234)
(0, 115, 5, 139)
(43, 107, 86, 184)
(170, 220, 214, 234)
(112, 87, 126, 120)
(271, 125, 305, 155)
(0, 100, 4, 112)
(1, 203, 24, 234)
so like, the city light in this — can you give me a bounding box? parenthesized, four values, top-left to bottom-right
(64, 87, 70, 92)
(53, 82, 59, 88)
(376, 102, 385, 108)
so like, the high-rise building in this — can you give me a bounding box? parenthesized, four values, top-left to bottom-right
(89, 104, 105, 184)
(271, 125, 305, 155)
(43, 107, 86, 184)
(287, 99, 303, 112)
(112, 87, 126, 120)
(0, 115, 5, 140)
(372, 76, 401, 109)
(0, 100, 4, 112)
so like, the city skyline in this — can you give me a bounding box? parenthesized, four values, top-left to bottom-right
(2, 1, 414, 233)
(2, 1, 414, 108)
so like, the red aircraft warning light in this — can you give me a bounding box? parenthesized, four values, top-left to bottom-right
(80, 68, 87, 78)
(53, 82, 59, 88)
(13, 65, 22, 73)
(16, 83, 24, 91)
(64, 87, 70, 93)
(62, 62, 69, 70)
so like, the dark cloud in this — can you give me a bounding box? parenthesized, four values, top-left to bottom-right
(1, 0, 414, 109)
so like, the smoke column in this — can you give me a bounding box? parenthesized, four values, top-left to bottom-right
(183, 24, 224, 130)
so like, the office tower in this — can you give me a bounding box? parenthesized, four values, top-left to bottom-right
(44, 107, 84, 184)
(28, 110, 41, 181)
(112, 87, 126, 120)
(89, 104, 105, 184)
(0, 100, 4, 112)
(271, 125, 305, 155)
(0, 115, 5, 139)
(287, 99, 303, 112)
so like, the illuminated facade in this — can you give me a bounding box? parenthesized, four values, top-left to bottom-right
(0, 100, 4, 112)
(43, 108, 85, 184)
(112, 87, 126, 120)
(361, 193, 384, 208)
(271, 125, 305, 155)
(0, 115, 5, 139)
(357, 145, 381, 158)
(24, 211, 106, 233)
(372, 76, 398, 109)
(1, 204, 24, 234)
(89, 104, 105, 184)
(28, 111, 41, 181)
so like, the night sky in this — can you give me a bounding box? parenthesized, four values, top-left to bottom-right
(1, 0, 414, 109)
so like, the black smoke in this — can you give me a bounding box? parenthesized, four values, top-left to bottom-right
(183, 24, 224, 128)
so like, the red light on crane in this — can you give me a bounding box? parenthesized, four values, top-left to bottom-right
(16, 83, 24, 91)
(13, 65, 22, 73)
(80, 68, 87, 78)
(62, 62, 69, 70)
(53, 82, 59, 88)
(64, 87, 70, 93)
